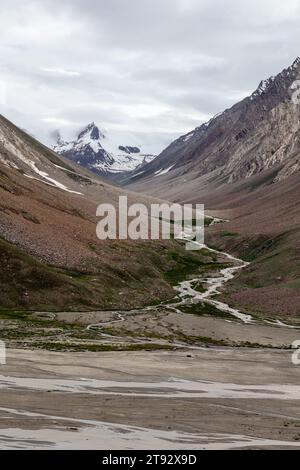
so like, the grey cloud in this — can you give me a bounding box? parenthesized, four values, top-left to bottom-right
(1, 0, 300, 153)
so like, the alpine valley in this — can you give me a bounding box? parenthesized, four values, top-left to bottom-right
(1, 58, 300, 451)
(125, 58, 300, 319)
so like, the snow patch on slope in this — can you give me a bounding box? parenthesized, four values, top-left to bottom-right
(154, 165, 175, 177)
(0, 127, 82, 195)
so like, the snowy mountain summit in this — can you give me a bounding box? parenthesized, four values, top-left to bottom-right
(54, 123, 156, 178)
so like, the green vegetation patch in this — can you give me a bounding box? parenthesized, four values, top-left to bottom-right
(179, 302, 237, 320)
(284, 278, 300, 290)
(31, 342, 174, 352)
(220, 231, 239, 238)
(164, 252, 205, 284)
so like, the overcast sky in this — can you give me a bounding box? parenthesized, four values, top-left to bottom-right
(1, 0, 300, 153)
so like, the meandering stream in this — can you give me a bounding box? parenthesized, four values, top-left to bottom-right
(170, 244, 252, 323)
(87, 238, 254, 334)
(87, 224, 299, 334)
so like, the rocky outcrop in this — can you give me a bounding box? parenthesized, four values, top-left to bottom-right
(118, 146, 140, 154)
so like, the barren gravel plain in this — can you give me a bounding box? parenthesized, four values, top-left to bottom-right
(0, 347, 300, 450)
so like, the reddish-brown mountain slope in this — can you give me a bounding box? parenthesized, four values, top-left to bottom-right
(0, 114, 207, 311)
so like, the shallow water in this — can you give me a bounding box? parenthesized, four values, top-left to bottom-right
(1, 374, 300, 400)
(1, 407, 300, 450)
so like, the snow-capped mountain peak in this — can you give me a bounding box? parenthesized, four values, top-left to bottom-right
(78, 122, 105, 141)
(53, 123, 156, 178)
(75, 123, 107, 155)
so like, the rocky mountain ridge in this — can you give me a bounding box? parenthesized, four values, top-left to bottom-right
(54, 123, 156, 178)
(127, 58, 300, 191)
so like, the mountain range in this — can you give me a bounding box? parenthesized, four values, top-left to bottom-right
(124, 58, 300, 318)
(53, 122, 155, 179)
(1, 58, 300, 317)
(126, 57, 300, 196)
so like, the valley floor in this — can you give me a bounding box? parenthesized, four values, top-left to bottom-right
(1, 245, 299, 450)
(0, 348, 300, 449)
(2, 245, 299, 353)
